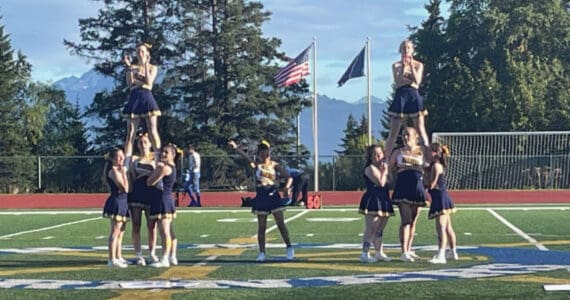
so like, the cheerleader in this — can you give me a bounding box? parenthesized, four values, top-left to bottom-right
(389, 127, 428, 262)
(122, 42, 161, 169)
(146, 144, 178, 267)
(229, 139, 294, 262)
(426, 143, 458, 264)
(358, 145, 394, 263)
(384, 39, 428, 158)
(102, 147, 130, 268)
(128, 133, 159, 265)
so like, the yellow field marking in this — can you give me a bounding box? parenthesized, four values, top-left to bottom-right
(487, 275, 570, 284)
(541, 240, 570, 246)
(228, 237, 257, 244)
(264, 262, 410, 273)
(473, 255, 488, 261)
(49, 251, 108, 259)
(110, 290, 186, 300)
(197, 248, 246, 256)
(0, 265, 104, 276)
(294, 251, 361, 258)
(156, 265, 219, 280)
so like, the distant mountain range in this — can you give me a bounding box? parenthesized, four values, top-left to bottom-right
(53, 70, 387, 155)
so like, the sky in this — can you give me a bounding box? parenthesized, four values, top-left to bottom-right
(0, 0, 444, 102)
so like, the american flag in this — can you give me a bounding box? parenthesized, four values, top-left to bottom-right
(274, 45, 311, 88)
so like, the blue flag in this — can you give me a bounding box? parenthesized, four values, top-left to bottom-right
(337, 46, 366, 87)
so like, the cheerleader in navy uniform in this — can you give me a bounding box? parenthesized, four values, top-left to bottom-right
(426, 143, 458, 264)
(127, 133, 159, 265)
(384, 39, 428, 158)
(146, 144, 179, 268)
(122, 42, 162, 169)
(389, 127, 427, 262)
(102, 147, 130, 268)
(229, 139, 295, 262)
(358, 145, 394, 263)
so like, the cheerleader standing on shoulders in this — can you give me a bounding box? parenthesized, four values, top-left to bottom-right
(228, 139, 295, 262)
(389, 127, 428, 262)
(122, 42, 162, 168)
(359, 144, 394, 263)
(146, 144, 179, 267)
(426, 143, 458, 264)
(102, 147, 130, 268)
(128, 133, 159, 265)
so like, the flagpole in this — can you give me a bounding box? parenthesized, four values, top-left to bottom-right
(367, 37, 372, 146)
(312, 37, 319, 193)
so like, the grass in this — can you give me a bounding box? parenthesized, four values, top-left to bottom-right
(1, 205, 569, 299)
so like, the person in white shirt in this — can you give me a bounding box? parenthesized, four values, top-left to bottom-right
(184, 144, 202, 207)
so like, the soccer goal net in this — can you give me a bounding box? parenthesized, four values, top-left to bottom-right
(431, 131, 570, 190)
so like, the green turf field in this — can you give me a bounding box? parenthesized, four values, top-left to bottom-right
(1, 205, 569, 299)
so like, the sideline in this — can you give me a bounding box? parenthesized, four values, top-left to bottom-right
(0, 217, 102, 239)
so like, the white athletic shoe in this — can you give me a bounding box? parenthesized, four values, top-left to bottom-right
(374, 252, 392, 262)
(360, 253, 377, 263)
(107, 259, 128, 268)
(117, 257, 128, 264)
(408, 251, 421, 260)
(286, 247, 295, 261)
(446, 251, 459, 261)
(256, 252, 266, 262)
(135, 256, 146, 266)
(150, 258, 170, 268)
(429, 255, 447, 264)
(400, 252, 415, 262)
(147, 255, 159, 264)
(169, 256, 178, 266)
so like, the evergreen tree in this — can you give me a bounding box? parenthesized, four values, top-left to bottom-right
(334, 114, 377, 190)
(0, 17, 37, 192)
(411, 0, 570, 134)
(64, 0, 179, 151)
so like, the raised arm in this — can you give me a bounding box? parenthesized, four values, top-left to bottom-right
(228, 140, 256, 169)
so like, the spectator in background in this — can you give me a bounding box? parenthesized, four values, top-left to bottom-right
(184, 144, 202, 207)
(286, 166, 309, 206)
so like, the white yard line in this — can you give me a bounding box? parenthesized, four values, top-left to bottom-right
(261, 209, 311, 236)
(0, 217, 102, 239)
(487, 208, 548, 251)
(192, 210, 310, 266)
